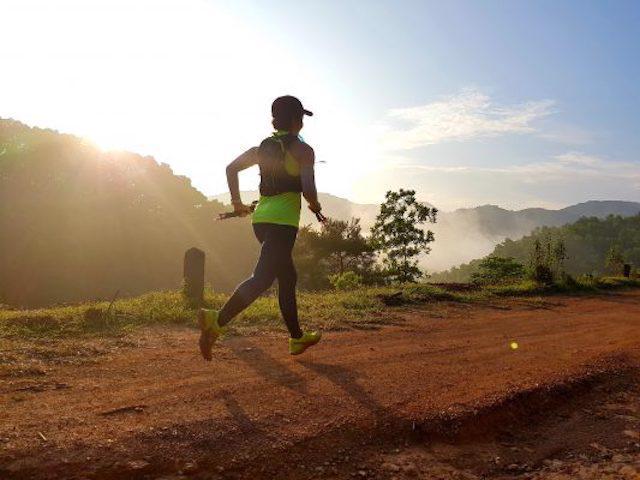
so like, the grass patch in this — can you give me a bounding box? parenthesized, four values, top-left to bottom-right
(0, 288, 396, 339)
(1, 277, 638, 339)
(594, 276, 640, 289)
(484, 276, 640, 296)
(487, 279, 551, 296)
(0, 291, 196, 338)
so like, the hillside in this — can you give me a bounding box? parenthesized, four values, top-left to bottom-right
(0, 118, 258, 307)
(428, 201, 640, 271)
(431, 213, 640, 282)
(445, 201, 640, 240)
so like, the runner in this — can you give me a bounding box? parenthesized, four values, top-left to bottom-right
(198, 95, 323, 360)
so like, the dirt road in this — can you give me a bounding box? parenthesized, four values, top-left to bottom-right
(2, 291, 640, 479)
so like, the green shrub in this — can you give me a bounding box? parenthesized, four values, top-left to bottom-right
(329, 271, 363, 291)
(470, 256, 525, 285)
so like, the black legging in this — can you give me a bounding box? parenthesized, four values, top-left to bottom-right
(218, 223, 302, 338)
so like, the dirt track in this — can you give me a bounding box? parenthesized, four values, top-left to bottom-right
(2, 290, 640, 479)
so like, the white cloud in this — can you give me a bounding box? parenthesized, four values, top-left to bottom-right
(396, 151, 639, 181)
(554, 152, 602, 166)
(378, 88, 555, 150)
(508, 152, 640, 184)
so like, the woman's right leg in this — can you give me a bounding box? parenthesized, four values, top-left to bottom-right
(217, 224, 277, 326)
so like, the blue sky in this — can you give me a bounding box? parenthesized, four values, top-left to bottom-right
(237, 0, 640, 209)
(2, 0, 638, 210)
(244, 0, 639, 148)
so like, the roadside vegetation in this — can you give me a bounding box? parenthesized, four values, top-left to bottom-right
(1, 275, 638, 339)
(0, 285, 440, 339)
(2, 188, 639, 340)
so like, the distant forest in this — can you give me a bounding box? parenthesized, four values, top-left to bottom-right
(0, 119, 258, 307)
(431, 214, 640, 283)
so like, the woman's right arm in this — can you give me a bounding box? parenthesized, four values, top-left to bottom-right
(226, 147, 258, 214)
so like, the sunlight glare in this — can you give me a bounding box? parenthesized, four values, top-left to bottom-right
(2, 0, 365, 197)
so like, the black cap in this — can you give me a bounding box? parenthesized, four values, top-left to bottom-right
(272, 95, 313, 119)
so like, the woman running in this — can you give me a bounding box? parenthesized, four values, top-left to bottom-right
(198, 95, 323, 360)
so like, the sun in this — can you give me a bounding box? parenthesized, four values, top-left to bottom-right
(3, 0, 348, 198)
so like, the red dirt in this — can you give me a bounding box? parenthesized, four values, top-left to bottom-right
(2, 290, 640, 479)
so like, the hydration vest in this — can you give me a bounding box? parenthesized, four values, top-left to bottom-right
(257, 132, 302, 196)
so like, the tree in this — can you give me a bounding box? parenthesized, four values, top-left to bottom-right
(292, 226, 328, 290)
(552, 238, 567, 277)
(314, 218, 375, 276)
(293, 218, 375, 290)
(605, 245, 625, 275)
(529, 236, 554, 284)
(370, 189, 437, 283)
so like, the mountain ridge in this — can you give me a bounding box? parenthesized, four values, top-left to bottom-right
(211, 193, 640, 272)
(212, 191, 639, 220)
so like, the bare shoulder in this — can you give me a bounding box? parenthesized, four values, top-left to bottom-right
(227, 146, 259, 171)
(290, 140, 315, 166)
(243, 146, 259, 160)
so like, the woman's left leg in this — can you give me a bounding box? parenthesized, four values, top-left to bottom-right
(275, 228, 302, 339)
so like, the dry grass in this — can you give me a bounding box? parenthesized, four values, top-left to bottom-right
(1, 277, 638, 339)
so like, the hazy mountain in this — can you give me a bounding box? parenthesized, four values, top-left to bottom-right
(429, 201, 640, 272)
(431, 213, 640, 282)
(213, 192, 640, 272)
(453, 201, 640, 239)
(0, 118, 258, 306)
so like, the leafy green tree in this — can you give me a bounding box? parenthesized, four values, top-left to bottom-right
(314, 218, 375, 276)
(371, 189, 437, 283)
(293, 218, 375, 290)
(293, 226, 329, 290)
(470, 256, 525, 285)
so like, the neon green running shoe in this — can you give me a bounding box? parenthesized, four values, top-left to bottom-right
(289, 331, 322, 356)
(197, 309, 226, 361)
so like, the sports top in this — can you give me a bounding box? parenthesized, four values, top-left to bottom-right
(252, 131, 303, 228)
